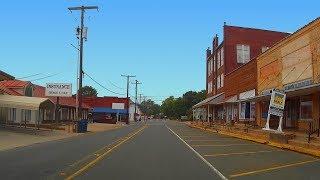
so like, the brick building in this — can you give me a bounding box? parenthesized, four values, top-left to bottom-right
(194, 24, 289, 122)
(83, 97, 130, 124)
(0, 70, 15, 81)
(248, 17, 320, 132)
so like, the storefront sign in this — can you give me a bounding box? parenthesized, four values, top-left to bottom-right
(284, 79, 313, 91)
(112, 103, 125, 110)
(269, 89, 286, 116)
(263, 89, 286, 133)
(45, 83, 72, 97)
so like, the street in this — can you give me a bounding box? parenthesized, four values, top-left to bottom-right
(0, 120, 318, 180)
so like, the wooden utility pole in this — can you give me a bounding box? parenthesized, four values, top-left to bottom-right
(132, 80, 141, 121)
(68, 6, 98, 120)
(121, 74, 136, 99)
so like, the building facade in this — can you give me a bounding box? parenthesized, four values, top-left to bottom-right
(83, 96, 130, 124)
(224, 59, 257, 122)
(253, 18, 320, 131)
(195, 24, 289, 122)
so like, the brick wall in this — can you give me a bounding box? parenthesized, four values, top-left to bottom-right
(224, 59, 257, 98)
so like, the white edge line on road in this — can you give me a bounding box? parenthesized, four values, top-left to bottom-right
(165, 125, 228, 180)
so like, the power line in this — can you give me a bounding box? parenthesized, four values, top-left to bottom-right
(107, 80, 124, 90)
(84, 71, 126, 96)
(16, 73, 43, 80)
(28, 73, 61, 82)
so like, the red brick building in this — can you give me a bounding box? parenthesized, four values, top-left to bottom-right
(83, 97, 130, 124)
(0, 70, 15, 81)
(194, 24, 289, 122)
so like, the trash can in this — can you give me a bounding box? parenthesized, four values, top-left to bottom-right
(76, 120, 88, 133)
(76, 121, 82, 133)
(80, 119, 88, 132)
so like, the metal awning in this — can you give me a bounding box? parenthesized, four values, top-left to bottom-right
(239, 83, 320, 102)
(286, 83, 320, 97)
(0, 95, 54, 110)
(224, 95, 238, 104)
(193, 93, 224, 108)
(237, 94, 271, 102)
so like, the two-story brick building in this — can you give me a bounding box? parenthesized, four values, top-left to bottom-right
(194, 24, 289, 122)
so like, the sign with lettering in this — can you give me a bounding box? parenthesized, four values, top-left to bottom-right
(112, 103, 125, 110)
(268, 89, 286, 117)
(284, 79, 313, 91)
(45, 83, 72, 97)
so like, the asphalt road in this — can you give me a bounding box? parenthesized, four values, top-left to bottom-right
(0, 120, 319, 180)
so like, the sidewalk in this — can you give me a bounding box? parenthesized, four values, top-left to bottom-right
(0, 123, 123, 151)
(0, 127, 78, 151)
(187, 121, 320, 157)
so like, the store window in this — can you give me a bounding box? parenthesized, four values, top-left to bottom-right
(239, 102, 255, 120)
(9, 108, 16, 122)
(300, 96, 312, 120)
(261, 101, 269, 119)
(21, 109, 31, 122)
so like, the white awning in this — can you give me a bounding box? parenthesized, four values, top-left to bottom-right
(193, 93, 224, 108)
(0, 95, 54, 110)
(225, 95, 238, 104)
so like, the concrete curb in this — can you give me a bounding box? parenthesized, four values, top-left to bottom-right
(187, 124, 320, 158)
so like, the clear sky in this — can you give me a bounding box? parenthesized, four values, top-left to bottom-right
(0, 0, 319, 103)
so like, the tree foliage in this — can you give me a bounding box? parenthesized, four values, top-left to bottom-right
(160, 90, 206, 119)
(80, 85, 98, 97)
(139, 99, 161, 116)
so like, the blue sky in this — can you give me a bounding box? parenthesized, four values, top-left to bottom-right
(0, 0, 319, 103)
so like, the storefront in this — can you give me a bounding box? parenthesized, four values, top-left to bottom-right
(0, 95, 54, 126)
(192, 93, 224, 122)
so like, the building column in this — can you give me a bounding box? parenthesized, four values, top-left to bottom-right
(207, 105, 210, 123)
(312, 92, 319, 123)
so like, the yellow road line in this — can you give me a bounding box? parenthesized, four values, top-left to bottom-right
(186, 139, 238, 142)
(230, 159, 319, 178)
(67, 129, 137, 168)
(192, 144, 252, 147)
(204, 150, 283, 157)
(181, 136, 207, 138)
(65, 125, 147, 180)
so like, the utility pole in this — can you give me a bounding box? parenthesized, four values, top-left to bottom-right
(139, 93, 143, 104)
(121, 75, 136, 99)
(68, 6, 98, 120)
(132, 80, 142, 121)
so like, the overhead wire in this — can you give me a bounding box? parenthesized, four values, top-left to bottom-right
(16, 73, 43, 80)
(28, 73, 61, 82)
(83, 71, 126, 96)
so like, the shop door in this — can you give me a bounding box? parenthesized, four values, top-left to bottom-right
(285, 100, 297, 128)
(226, 105, 233, 122)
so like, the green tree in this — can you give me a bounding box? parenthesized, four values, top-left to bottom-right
(160, 90, 206, 119)
(80, 86, 98, 97)
(139, 99, 161, 116)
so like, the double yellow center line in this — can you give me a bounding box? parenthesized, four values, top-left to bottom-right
(65, 125, 147, 180)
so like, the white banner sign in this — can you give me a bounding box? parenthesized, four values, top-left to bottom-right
(45, 83, 72, 97)
(112, 103, 125, 110)
(269, 89, 286, 116)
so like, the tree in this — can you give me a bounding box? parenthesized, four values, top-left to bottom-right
(80, 86, 98, 97)
(139, 99, 161, 116)
(160, 90, 206, 119)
